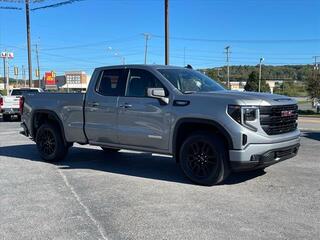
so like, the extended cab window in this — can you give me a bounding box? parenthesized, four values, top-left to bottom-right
(126, 69, 164, 97)
(11, 89, 39, 95)
(96, 69, 127, 96)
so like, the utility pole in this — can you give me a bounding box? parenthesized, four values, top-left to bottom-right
(6, 60, 9, 95)
(14, 66, 19, 86)
(313, 56, 319, 71)
(22, 65, 26, 87)
(2, 55, 6, 92)
(143, 33, 150, 64)
(35, 43, 41, 88)
(258, 57, 264, 92)
(165, 0, 169, 65)
(25, 0, 32, 87)
(183, 47, 186, 66)
(224, 46, 230, 89)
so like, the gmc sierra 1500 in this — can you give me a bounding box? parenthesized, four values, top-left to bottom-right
(21, 65, 300, 185)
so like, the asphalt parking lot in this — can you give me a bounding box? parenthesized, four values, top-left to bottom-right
(0, 119, 319, 240)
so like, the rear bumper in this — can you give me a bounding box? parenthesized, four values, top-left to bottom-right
(1, 108, 20, 115)
(229, 137, 300, 171)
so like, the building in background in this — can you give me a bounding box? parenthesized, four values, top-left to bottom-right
(266, 80, 283, 94)
(61, 71, 89, 92)
(229, 81, 246, 91)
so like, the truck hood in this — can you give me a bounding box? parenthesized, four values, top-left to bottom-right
(190, 90, 296, 106)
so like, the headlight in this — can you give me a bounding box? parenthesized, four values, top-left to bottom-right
(228, 105, 258, 131)
(243, 107, 257, 122)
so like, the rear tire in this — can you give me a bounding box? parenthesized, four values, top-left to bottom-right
(179, 132, 230, 186)
(101, 147, 120, 153)
(36, 123, 68, 162)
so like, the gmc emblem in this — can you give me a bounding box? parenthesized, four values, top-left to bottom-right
(281, 110, 293, 117)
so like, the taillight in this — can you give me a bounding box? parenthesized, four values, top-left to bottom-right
(0, 97, 3, 110)
(19, 96, 24, 114)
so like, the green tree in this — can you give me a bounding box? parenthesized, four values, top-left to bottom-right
(306, 73, 320, 99)
(244, 71, 270, 92)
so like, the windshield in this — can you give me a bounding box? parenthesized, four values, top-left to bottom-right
(11, 89, 40, 96)
(157, 68, 225, 93)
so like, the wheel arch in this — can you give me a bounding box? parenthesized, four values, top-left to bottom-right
(172, 118, 233, 162)
(31, 109, 67, 146)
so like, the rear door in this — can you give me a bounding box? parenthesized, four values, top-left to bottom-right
(84, 68, 128, 145)
(117, 68, 171, 151)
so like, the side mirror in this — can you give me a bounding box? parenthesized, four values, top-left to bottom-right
(147, 88, 169, 104)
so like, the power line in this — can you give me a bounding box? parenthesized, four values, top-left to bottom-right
(31, 0, 84, 11)
(151, 34, 320, 44)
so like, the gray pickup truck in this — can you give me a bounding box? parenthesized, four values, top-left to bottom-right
(21, 65, 300, 185)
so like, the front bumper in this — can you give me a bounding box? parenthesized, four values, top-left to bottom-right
(229, 137, 300, 171)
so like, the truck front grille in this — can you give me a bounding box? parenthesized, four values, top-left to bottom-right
(259, 104, 298, 135)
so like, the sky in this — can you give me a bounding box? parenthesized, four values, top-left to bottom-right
(0, 0, 319, 77)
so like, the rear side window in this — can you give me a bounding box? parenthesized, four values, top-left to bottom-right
(126, 69, 164, 97)
(96, 69, 127, 96)
(11, 89, 39, 96)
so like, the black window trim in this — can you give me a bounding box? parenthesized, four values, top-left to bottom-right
(94, 68, 128, 97)
(124, 68, 169, 99)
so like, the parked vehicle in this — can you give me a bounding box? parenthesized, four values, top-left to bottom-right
(316, 100, 320, 113)
(0, 88, 43, 121)
(21, 65, 300, 185)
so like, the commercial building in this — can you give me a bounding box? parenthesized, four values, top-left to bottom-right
(60, 71, 89, 92)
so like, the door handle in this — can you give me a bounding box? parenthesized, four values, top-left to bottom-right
(124, 104, 132, 109)
(119, 103, 132, 109)
(89, 102, 100, 107)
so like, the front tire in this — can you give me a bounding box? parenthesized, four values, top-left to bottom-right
(179, 132, 230, 186)
(36, 123, 68, 162)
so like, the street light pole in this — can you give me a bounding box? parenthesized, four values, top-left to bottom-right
(25, 0, 32, 87)
(2, 55, 6, 92)
(165, 0, 169, 65)
(35, 43, 41, 88)
(143, 33, 150, 64)
(258, 57, 264, 92)
(224, 46, 230, 89)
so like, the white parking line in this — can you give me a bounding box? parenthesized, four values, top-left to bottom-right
(57, 167, 109, 240)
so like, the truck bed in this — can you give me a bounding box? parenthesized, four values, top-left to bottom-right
(23, 92, 87, 143)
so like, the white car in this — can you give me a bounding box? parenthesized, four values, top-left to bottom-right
(0, 88, 43, 121)
(316, 101, 320, 113)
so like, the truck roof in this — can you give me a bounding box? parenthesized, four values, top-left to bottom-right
(95, 64, 188, 71)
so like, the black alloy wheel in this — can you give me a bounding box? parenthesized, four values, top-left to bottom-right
(186, 140, 219, 179)
(36, 123, 68, 161)
(179, 132, 230, 186)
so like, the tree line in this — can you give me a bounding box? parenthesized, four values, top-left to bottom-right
(203, 64, 319, 97)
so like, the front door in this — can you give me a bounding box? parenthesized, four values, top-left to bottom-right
(117, 68, 171, 151)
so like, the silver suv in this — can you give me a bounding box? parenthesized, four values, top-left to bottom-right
(21, 65, 300, 185)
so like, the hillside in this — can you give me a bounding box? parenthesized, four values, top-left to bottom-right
(203, 64, 314, 82)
